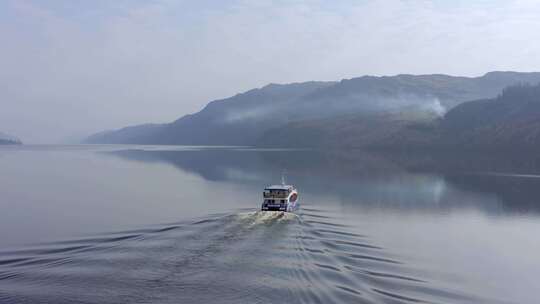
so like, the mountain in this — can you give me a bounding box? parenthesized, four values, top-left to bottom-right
(0, 132, 22, 145)
(256, 108, 442, 148)
(85, 81, 335, 145)
(259, 83, 540, 151)
(440, 83, 540, 150)
(85, 71, 540, 145)
(84, 124, 163, 145)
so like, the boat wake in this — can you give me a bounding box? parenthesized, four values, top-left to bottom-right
(0, 208, 498, 304)
(236, 211, 299, 227)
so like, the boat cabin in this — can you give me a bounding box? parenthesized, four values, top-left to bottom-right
(261, 184, 299, 212)
(263, 185, 293, 198)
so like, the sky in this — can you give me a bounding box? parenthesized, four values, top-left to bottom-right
(1, 0, 540, 143)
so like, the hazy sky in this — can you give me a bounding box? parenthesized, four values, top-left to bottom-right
(2, 0, 540, 143)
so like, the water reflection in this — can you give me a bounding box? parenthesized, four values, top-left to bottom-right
(2, 146, 539, 304)
(109, 148, 540, 216)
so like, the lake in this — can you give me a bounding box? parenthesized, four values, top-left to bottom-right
(0, 145, 539, 303)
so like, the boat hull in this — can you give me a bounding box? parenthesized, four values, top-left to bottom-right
(261, 200, 299, 212)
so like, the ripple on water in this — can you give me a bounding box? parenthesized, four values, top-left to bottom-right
(0, 208, 494, 304)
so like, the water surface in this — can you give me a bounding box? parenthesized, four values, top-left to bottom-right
(0, 145, 539, 303)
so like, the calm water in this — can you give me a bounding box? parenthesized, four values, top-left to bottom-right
(0, 145, 539, 303)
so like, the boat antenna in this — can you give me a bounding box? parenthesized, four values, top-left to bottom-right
(281, 170, 286, 185)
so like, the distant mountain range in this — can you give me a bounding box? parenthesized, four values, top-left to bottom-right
(0, 132, 22, 145)
(85, 71, 540, 150)
(260, 83, 540, 150)
(440, 83, 540, 150)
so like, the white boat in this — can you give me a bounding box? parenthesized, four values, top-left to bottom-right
(261, 177, 299, 212)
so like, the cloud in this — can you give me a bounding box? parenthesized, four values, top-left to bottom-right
(1, 0, 540, 142)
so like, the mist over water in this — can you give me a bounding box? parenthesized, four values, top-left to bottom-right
(1, 145, 539, 303)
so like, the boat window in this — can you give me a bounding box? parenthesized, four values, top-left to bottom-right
(263, 189, 291, 198)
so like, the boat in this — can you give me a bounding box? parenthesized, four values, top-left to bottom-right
(261, 176, 299, 212)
